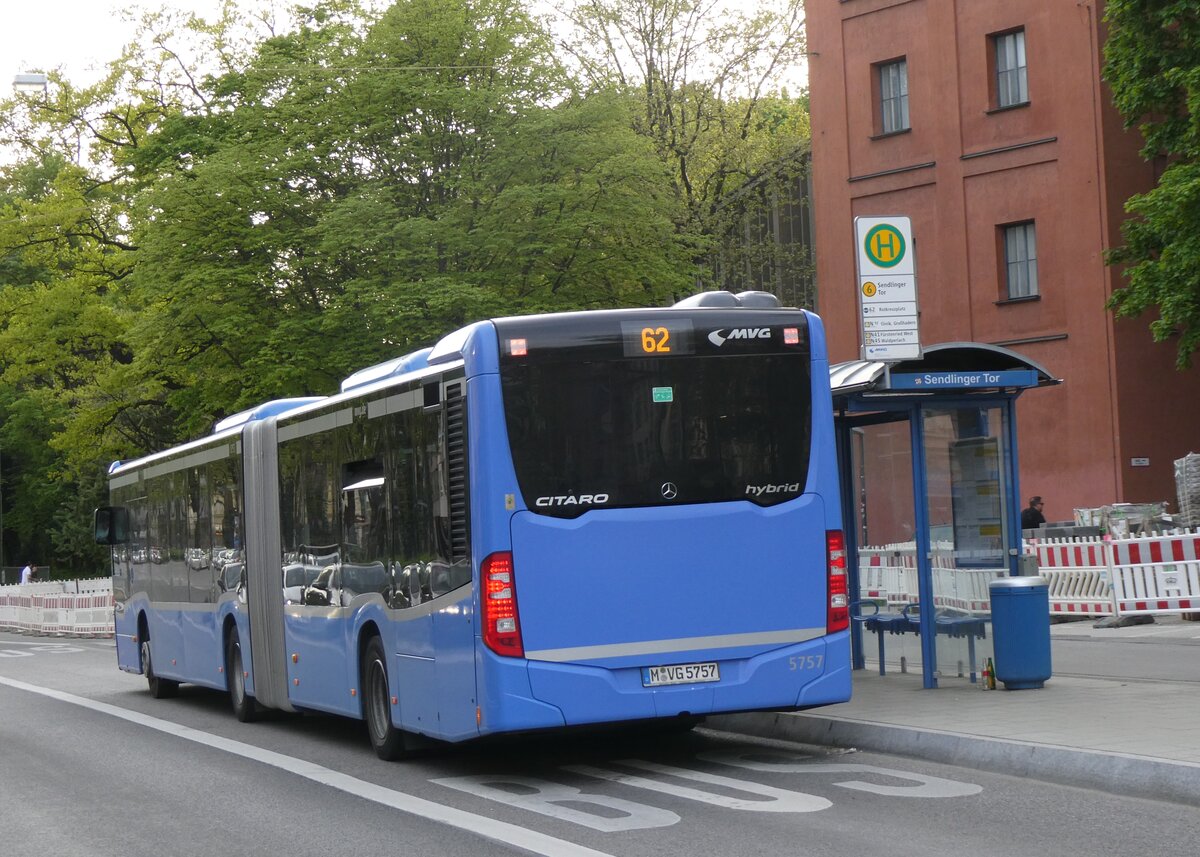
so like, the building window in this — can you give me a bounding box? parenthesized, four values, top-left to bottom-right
(994, 30, 1028, 108)
(878, 59, 909, 134)
(1003, 221, 1038, 299)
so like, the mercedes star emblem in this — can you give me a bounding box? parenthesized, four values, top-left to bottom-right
(661, 482, 678, 499)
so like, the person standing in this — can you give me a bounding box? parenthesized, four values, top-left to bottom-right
(1021, 497, 1046, 531)
(19, 563, 35, 584)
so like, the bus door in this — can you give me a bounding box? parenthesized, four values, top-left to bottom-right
(385, 521, 476, 739)
(284, 547, 358, 715)
(387, 379, 477, 740)
(431, 562, 477, 740)
(390, 562, 439, 732)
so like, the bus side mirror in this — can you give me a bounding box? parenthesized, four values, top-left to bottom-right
(94, 507, 130, 545)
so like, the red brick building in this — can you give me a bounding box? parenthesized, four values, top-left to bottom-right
(806, 0, 1200, 522)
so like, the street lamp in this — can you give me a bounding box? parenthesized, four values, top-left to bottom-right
(12, 73, 48, 95)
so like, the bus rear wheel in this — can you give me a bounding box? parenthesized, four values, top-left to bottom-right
(363, 636, 408, 760)
(141, 638, 179, 699)
(225, 628, 258, 723)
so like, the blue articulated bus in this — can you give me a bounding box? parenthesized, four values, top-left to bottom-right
(95, 291, 850, 758)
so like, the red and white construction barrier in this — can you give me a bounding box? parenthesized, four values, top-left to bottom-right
(1107, 533, 1200, 617)
(1027, 531, 1200, 618)
(0, 580, 114, 638)
(857, 543, 999, 615)
(932, 566, 1002, 614)
(1111, 534, 1200, 565)
(858, 530, 1200, 621)
(858, 546, 918, 607)
(1043, 568, 1113, 616)
(1026, 540, 1113, 616)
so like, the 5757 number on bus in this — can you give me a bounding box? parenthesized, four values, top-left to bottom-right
(789, 655, 824, 671)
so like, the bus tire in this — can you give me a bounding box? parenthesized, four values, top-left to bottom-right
(363, 636, 408, 761)
(226, 628, 258, 723)
(141, 639, 179, 699)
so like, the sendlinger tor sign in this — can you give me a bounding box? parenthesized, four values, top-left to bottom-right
(888, 370, 1041, 390)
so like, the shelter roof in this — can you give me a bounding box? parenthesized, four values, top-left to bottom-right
(830, 342, 1060, 397)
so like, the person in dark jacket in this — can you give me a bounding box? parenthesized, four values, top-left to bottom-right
(1021, 496, 1046, 530)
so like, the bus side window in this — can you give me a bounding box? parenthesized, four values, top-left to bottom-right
(386, 402, 432, 609)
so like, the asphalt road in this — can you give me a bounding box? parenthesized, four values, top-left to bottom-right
(0, 637, 1195, 857)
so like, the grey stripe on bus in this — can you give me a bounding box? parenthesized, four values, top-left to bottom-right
(525, 628, 826, 663)
(112, 439, 240, 486)
(277, 410, 345, 442)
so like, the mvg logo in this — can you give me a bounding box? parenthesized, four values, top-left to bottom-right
(708, 328, 771, 347)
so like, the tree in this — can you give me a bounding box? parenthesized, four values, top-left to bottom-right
(0, 1, 282, 572)
(125, 0, 693, 440)
(1103, 1, 1200, 368)
(0, 148, 137, 575)
(0, 0, 708, 572)
(554, 1, 811, 252)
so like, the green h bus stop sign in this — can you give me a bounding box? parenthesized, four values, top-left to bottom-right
(854, 216, 920, 362)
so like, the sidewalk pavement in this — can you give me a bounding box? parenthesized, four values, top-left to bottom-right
(710, 616, 1200, 806)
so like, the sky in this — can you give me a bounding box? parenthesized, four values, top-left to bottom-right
(1, 1, 228, 87)
(2, 1, 798, 92)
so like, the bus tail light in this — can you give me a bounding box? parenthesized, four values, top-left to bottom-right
(827, 530, 849, 633)
(482, 552, 524, 657)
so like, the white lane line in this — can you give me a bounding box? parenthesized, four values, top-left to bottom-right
(0, 676, 615, 857)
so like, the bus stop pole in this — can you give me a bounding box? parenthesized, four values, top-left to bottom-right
(909, 404, 938, 689)
(1004, 397, 1023, 578)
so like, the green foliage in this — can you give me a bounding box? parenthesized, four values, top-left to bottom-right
(557, 0, 813, 297)
(0, 0, 807, 571)
(1103, 0, 1200, 367)
(1105, 162, 1200, 367)
(126, 0, 690, 438)
(557, 1, 809, 216)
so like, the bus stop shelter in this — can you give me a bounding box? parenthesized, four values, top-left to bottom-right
(831, 342, 1059, 688)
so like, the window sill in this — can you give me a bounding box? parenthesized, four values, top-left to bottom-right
(870, 128, 912, 141)
(995, 294, 1040, 306)
(986, 101, 1030, 115)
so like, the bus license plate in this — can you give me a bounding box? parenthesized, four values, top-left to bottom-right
(641, 661, 720, 687)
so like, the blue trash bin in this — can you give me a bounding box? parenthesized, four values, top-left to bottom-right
(988, 576, 1052, 689)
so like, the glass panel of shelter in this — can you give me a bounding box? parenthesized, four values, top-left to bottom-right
(849, 404, 1012, 685)
(921, 406, 1005, 684)
(850, 419, 926, 678)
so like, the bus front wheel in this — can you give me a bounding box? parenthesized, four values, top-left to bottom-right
(363, 636, 408, 761)
(141, 639, 179, 699)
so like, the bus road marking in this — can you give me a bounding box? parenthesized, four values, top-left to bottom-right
(431, 752, 981, 831)
(564, 760, 831, 813)
(433, 775, 679, 831)
(0, 676, 618, 857)
(698, 750, 982, 797)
